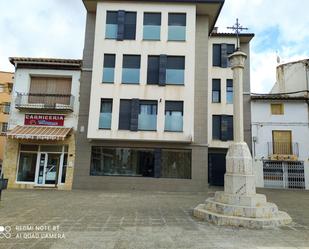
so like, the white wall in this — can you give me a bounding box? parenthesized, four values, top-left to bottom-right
(208, 36, 236, 148)
(9, 68, 81, 130)
(251, 101, 309, 189)
(87, 2, 196, 142)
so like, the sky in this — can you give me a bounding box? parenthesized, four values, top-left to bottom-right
(0, 0, 309, 93)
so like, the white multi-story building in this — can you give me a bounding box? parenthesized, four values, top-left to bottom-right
(3, 58, 81, 190)
(252, 59, 309, 190)
(73, 0, 253, 191)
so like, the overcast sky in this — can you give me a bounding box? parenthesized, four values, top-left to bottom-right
(0, 0, 308, 93)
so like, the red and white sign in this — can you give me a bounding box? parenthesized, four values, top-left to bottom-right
(24, 114, 65, 126)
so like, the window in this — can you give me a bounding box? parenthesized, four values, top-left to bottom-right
(122, 55, 140, 84)
(226, 79, 233, 104)
(166, 56, 185, 84)
(119, 99, 157, 131)
(0, 84, 4, 93)
(143, 13, 161, 40)
(212, 44, 235, 67)
(165, 101, 183, 132)
(212, 79, 221, 103)
(212, 115, 233, 141)
(99, 99, 113, 129)
(105, 11, 118, 39)
(103, 54, 115, 83)
(90, 147, 191, 179)
(105, 11, 136, 40)
(3, 102, 10, 114)
(168, 13, 186, 41)
(271, 103, 284, 115)
(147, 56, 160, 84)
(138, 101, 157, 131)
(17, 153, 37, 182)
(1, 123, 8, 133)
(272, 130, 292, 155)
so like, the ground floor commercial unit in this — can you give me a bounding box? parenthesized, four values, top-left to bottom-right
(3, 128, 76, 190)
(73, 139, 208, 192)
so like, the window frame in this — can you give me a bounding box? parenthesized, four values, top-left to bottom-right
(271, 103, 284, 115)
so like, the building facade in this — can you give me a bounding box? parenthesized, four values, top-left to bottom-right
(0, 71, 14, 172)
(3, 58, 81, 190)
(207, 33, 253, 186)
(252, 59, 309, 190)
(73, 0, 253, 191)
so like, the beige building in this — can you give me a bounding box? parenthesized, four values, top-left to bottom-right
(0, 71, 14, 172)
(2, 58, 81, 190)
(73, 0, 253, 191)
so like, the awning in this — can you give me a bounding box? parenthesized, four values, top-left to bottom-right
(7, 126, 72, 141)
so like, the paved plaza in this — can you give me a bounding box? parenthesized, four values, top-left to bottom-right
(0, 188, 308, 249)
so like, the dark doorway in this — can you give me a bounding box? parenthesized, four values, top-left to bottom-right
(208, 152, 226, 186)
(139, 151, 155, 177)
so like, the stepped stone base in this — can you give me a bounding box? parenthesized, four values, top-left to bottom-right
(193, 197, 292, 229)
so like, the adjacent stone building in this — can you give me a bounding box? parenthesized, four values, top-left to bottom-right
(0, 71, 14, 172)
(3, 58, 81, 190)
(72, 0, 254, 191)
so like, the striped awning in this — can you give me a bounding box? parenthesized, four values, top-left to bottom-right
(7, 126, 72, 141)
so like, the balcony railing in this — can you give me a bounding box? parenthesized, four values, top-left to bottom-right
(138, 113, 157, 131)
(267, 142, 299, 160)
(15, 93, 74, 111)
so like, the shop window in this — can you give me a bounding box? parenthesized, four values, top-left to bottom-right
(165, 101, 183, 132)
(226, 79, 233, 104)
(103, 54, 116, 83)
(143, 13, 161, 40)
(90, 147, 191, 179)
(168, 13, 186, 41)
(99, 99, 113, 129)
(212, 79, 221, 103)
(17, 153, 37, 182)
(161, 149, 191, 179)
(122, 55, 140, 84)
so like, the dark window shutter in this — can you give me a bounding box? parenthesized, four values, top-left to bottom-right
(147, 56, 160, 84)
(130, 98, 139, 131)
(117, 10, 125, 41)
(124, 12, 136, 40)
(106, 11, 118, 24)
(144, 13, 161, 25)
(227, 115, 234, 140)
(165, 101, 183, 113)
(123, 55, 140, 68)
(167, 56, 185, 70)
(168, 13, 186, 26)
(221, 116, 228, 141)
(212, 44, 221, 66)
(212, 115, 221, 140)
(119, 100, 131, 130)
(154, 148, 161, 178)
(221, 43, 228, 68)
(227, 44, 235, 55)
(159, 54, 167, 86)
(104, 54, 116, 68)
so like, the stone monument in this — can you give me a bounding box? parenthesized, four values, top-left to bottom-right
(193, 20, 292, 228)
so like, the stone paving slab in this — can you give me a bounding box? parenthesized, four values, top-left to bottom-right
(0, 188, 308, 249)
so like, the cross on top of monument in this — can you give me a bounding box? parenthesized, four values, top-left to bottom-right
(227, 18, 248, 50)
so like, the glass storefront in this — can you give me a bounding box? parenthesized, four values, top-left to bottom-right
(90, 147, 191, 179)
(17, 144, 68, 185)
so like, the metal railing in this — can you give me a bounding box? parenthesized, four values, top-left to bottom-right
(267, 142, 299, 157)
(263, 160, 305, 189)
(15, 93, 74, 111)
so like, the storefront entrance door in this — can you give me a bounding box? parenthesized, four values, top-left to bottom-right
(36, 153, 62, 186)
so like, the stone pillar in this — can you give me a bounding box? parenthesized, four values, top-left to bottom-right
(193, 50, 292, 229)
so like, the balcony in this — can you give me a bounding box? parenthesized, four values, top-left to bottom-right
(15, 93, 74, 112)
(267, 142, 299, 161)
